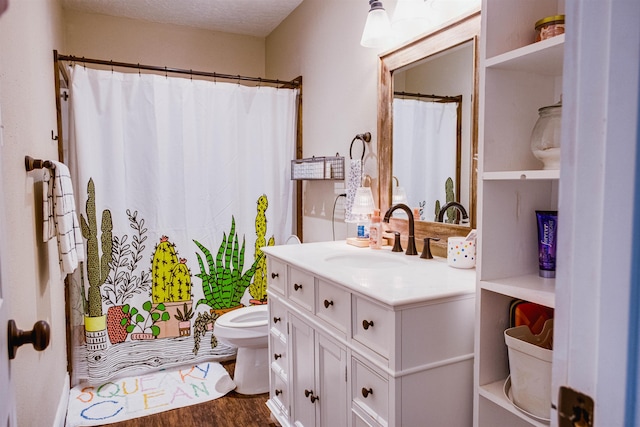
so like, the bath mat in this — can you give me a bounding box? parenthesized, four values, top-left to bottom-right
(65, 362, 236, 426)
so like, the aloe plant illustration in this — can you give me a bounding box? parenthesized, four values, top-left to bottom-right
(249, 195, 274, 303)
(80, 178, 113, 318)
(121, 300, 170, 337)
(193, 216, 263, 311)
(150, 236, 192, 304)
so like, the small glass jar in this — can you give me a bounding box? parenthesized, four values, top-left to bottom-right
(530, 101, 562, 170)
(535, 15, 565, 42)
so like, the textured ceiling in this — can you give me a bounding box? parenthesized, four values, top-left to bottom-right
(61, 0, 304, 37)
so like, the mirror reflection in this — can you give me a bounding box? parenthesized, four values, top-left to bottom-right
(378, 10, 479, 233)
(393, 41, 473, 224)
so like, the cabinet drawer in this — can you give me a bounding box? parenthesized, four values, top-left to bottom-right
(268, 296, 287, 338)
(269, 333, 288, 376)
(316, 279, 350, 334)
(267, 258, 286, 295)
(352, 357, 389, 424)
(353, 296, 393, 359)
(288, 267, 315, 312)
(270, 369, 290, 418)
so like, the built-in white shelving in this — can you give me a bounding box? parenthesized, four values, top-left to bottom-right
(475, 0, 565, 426)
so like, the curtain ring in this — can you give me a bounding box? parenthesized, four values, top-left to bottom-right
(110, 60, 114, 73)
(190, 69, 193, 81)
(137, 63, 141, 76)
(165, 66, 168, 79)
(349, 132, 371, 160)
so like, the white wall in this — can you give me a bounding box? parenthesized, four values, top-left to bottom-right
(266, 0, 480, 242)
(0, 0, 68, 425)
(63, 9, 266, 77)
(266, 0, 384, 242)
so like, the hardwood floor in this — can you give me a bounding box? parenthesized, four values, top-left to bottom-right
(97, 361, 278, 427)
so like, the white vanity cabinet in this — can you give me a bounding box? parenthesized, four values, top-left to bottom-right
(475, 0, 564, 425)
(290, 313, 348, 427)
(263, 241, 476, 427)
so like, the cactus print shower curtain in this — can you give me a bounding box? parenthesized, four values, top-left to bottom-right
(66, 65, 297, 385)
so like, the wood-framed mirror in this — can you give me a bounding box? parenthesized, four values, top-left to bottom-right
(377, 9, 480, 256)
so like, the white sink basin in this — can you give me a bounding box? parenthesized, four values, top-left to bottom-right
(323, 252, 409, 269)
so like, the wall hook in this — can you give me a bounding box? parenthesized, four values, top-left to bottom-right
(51, 130, 58, 141)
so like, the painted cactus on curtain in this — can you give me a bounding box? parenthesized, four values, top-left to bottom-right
(80, 178, 113, 319)
(151, 236, 192, 304)
(249, 194, 274, 304)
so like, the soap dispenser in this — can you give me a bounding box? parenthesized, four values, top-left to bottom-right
(369, 209, 382, 249)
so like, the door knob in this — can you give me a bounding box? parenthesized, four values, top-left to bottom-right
(8, 319, 50, 360)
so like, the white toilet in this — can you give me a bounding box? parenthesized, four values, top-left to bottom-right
(213, 304, 269, 395)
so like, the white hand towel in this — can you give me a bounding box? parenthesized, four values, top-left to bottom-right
(344, 159, 362, 223)
(43, 161, 85, 274)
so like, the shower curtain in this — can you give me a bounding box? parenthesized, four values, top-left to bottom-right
(66, 65, 298, 385)
(393, 98, 458, 221)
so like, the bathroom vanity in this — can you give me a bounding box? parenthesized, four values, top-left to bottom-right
(263, 241, 475, 427)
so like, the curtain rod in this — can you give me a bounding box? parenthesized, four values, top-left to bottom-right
(54, 51, 301, 88)
(394, 91, 462, 102)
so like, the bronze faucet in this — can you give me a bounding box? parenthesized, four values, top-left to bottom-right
(383, 203, 417, 255)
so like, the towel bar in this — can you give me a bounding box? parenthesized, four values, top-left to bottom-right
(25, 155, 55, 171)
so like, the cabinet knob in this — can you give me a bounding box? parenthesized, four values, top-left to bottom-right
(323, 299, 334, 308)
(362, 319, 374, 330)
(361, 387, 373, 398)
(8, 319, 50, 360)
(273, 316, 281, 323)
(275, 389, 282, 396)
(271, 272, 279, 279)
(274, 353, 282, 360)
(294, 283, 303, 291)
(304, 389, 319, 403)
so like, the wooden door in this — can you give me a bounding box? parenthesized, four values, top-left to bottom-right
(0, 157, 16, 426)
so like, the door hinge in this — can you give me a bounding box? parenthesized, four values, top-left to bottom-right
(558, 386, 594, 427)
(345, 366, 347, 382)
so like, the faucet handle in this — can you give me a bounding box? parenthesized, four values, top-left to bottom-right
(420, 237, 440, 259)
(391, 232, 403, 252)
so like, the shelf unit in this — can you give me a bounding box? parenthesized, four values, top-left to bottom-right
(475, 0, 565, 426)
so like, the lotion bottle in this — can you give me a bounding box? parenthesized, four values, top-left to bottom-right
(369, 209, 382, 249)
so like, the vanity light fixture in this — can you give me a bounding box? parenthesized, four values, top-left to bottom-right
(360, 0, 393, 48)
(351, 175, 376, 220)
(392, 176, 409, 205)
(391, 0, 430, 41)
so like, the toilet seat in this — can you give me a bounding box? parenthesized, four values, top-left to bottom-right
(215, 304, 267, 329)
(214, 305, 268, 345)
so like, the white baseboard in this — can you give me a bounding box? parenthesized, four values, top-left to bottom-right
(54, 372, 70, 427)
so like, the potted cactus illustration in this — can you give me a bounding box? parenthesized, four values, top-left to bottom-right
(103, 209, 151, 344)
(249, 195, 274, 305)
(122, 300, 170, 340)
(149, 236, 193, 338)
(79, 178, 113, 351)
(174, 302, 194, 337)
(194, 216, 263, 315)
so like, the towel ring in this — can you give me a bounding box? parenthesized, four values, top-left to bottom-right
(349, 132, 371, 160)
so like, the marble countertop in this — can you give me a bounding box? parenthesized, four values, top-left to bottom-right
(263, 240, 476, 307)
